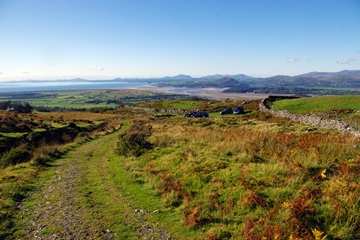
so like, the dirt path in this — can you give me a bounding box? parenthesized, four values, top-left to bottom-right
(16, 129, 173, 239)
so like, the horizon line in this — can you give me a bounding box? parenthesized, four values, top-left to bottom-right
(1, 69, 359, 82)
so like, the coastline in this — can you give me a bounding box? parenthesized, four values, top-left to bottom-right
(0, 80, 271, 100)
(125, 86, 270, 100)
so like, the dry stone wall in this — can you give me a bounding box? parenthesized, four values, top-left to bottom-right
(259, 97, 360, 138)
(124, 105, 156, 112)
(161, 108, 186, 114)
(124, 105, 186, 115)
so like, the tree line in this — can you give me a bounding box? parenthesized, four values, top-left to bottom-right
(0, 101, 33, 113)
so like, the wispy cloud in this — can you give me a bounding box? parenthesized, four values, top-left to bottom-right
(287, 57, 299, 63)
(337, 59, 351, 65)
(21, 71, 29, 74)
(89, 66, 105, 71)
(337, 56, 360, 65)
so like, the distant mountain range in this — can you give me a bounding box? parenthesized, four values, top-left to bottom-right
(2, 70, 360, 95)
(158, 73, 255, 81)
(154, 70, 360, 95)
(259, 70, 360, 88)
(5, 70, 360, 84)
(156, 70, 360, 86)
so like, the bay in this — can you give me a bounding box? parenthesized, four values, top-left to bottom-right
(0, 80, 148, 93)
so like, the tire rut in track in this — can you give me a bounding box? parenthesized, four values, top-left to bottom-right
(16, 132, 173, 239)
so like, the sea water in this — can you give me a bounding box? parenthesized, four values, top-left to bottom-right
(0, 80, 148, 93)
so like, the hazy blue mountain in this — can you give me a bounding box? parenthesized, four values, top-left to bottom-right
(198, 74, 255, 81)
(295, 70, 360, 78)
(2, 70, 359, 94)
(162, 74, 193, 80)
(258, 70, 360, 88)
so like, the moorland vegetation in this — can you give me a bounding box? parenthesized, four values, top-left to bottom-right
(0, 90, 359, 239)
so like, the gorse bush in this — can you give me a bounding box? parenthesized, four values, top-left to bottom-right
(0, 147, 31, 168)
(31, 144, 63, 166)
(116, 120, 153, 157)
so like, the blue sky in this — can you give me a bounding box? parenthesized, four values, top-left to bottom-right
(0, 0, 359, 81)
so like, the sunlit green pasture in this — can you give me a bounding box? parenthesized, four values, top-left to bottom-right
(271, 95, 360, 114)
(0, 89, 190, 109)
(136, 99, 247, 112)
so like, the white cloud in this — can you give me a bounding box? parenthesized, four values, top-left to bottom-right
(287, 57, 299, 63)
(337, 56, 360, 65)
(337, 59, 351, 65)
(21, 71, 29, 74)
(89, 66, 105, 71)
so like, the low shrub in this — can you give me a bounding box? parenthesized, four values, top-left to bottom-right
(0, 147, 31, 168)
(31, 145, 64, 166)
(116, 120, 152, 157)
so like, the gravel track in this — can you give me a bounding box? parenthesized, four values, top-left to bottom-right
(16, 132, 173, 239)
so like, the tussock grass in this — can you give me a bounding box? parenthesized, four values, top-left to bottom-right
(0, 162, 40, 239)
(125, 115, 360, 239)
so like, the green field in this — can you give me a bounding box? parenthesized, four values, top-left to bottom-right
(270, 95, 360, 128)
(0, 89, 191, 110)
(271, 95, 360, 114)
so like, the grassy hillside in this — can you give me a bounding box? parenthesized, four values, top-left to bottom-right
(271, 95, 360, 129)
(1, 95, 360, 239)
(271, 95, 360, 114)
(120, 116, 359, 239)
